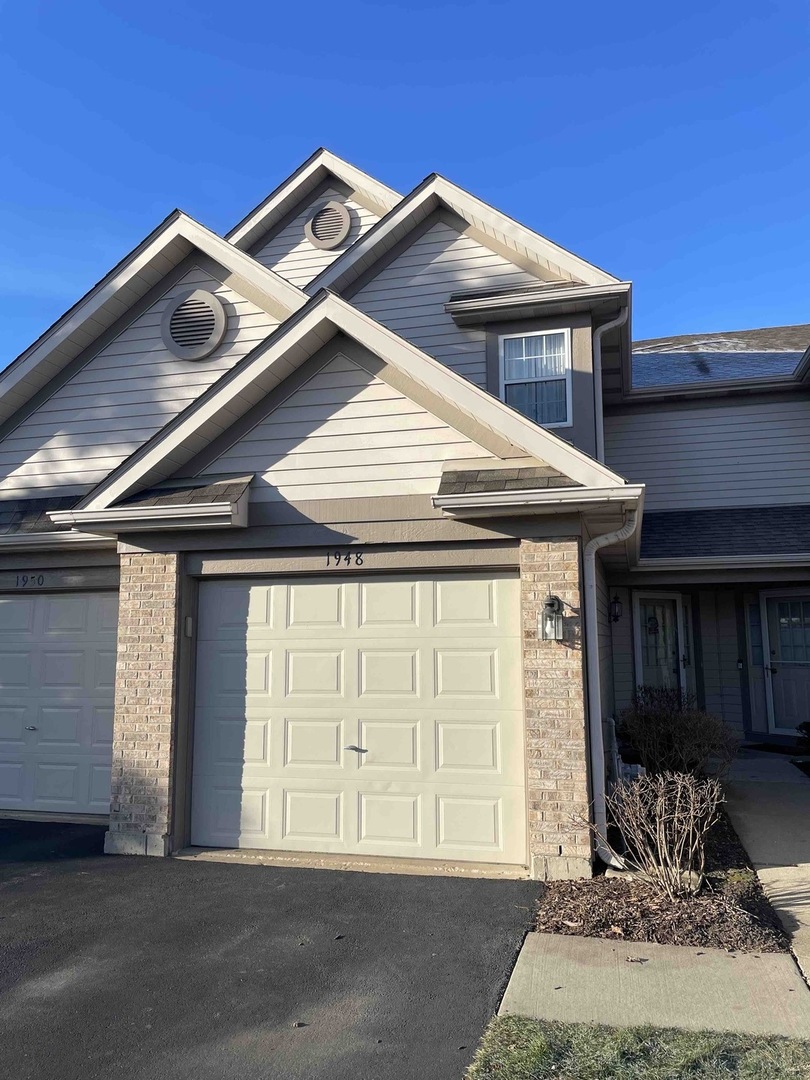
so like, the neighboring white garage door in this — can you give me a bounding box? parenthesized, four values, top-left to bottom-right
(0, 591, 118, 817)
(191, 573, 526, 864)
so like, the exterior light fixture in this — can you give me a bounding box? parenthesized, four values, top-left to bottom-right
(541, 595, 564, 641)
(609, 594, 623, 623)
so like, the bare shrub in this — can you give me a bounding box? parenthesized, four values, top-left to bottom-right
(603, 773, 724, 899)
(618, 686, 739, 776)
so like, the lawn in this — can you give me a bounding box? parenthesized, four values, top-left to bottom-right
(465, 1016, 810, 1079)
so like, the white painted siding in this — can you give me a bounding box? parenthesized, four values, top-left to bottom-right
(605, 397, 810, 510)
(199, 354, 492, 502)
(252, 188, 379, 288)
(352, 222, 540, 387)
(0, 267, 278, 498)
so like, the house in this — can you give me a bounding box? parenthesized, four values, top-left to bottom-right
(0, 149, 806, 880)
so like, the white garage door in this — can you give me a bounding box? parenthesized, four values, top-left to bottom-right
(191, 573, 527, 864)
(0, 591, 118, 817)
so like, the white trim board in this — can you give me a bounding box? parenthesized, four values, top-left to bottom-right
(308, 175, 621, 297)
(76, 293, 631, 513)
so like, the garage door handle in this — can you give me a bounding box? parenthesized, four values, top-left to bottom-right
(344, 745, 368, 754)
(25, 726, 37, 731)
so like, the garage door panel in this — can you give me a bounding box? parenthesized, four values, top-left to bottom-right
(191, 574, 526, 864)
(0, 592, 117, 816)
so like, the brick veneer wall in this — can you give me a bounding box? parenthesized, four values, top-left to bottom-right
(104, 553, 181, 857)
(520, 538, 593, 880)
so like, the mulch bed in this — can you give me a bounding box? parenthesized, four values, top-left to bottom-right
(535, 811, 788, 953)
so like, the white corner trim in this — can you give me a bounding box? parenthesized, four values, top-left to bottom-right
(48, 496, 247, 533)
(432, 484, 645, 518)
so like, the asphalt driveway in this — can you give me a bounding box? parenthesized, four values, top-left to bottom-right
(0, 821, 539, 1080)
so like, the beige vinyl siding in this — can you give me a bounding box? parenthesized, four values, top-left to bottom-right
(0, 268, 278, 498)
(199, 354, 493, 502)
(698, 590, 745, 737)
(604, 397, 810, 510)
(252, 188, 379, 288)
(352, 221, 540, 386)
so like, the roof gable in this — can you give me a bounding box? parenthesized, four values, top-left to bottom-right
(75, 294, 629, 513)
(0, 212, 306, 430)
(307, 175, 620, 298)
(226, 148, 401, 253)
(0, 263, 282, 500)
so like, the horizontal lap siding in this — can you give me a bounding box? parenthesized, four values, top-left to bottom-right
(0, 268, 278, 498)
(253, 189, 379, 288)
(610, 587, 634, 713)
(604, 398, 810, 509)
(199, 354, 491, 502)
(352, 222, 539, 387)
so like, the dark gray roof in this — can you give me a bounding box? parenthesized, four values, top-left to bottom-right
(0, 495, 80, 535)
(437, 465, 580, 496)
(631, 324, 810, 389)
(116, 478, 251, 509)
(641, 506, 810, 560)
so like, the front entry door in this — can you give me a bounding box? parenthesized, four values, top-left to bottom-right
(762, 593, 810, 734)
(633, 593, 686, 693)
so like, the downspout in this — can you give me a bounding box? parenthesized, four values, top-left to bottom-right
(583, 508, 639, 867)
(592, 307, 628, 461)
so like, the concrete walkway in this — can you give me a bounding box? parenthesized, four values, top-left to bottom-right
(500, 933, 810, 1037)
(725, 751, 810, 979)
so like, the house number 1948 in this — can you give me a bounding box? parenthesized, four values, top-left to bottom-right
(325, 550, 364, 568)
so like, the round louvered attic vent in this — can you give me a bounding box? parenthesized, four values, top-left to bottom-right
(304, 199, 351, 250)
(161, 289, 227, 360)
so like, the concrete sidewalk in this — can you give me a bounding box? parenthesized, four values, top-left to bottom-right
(725, 751, 810, 979)
(500, 933, 810, 1037)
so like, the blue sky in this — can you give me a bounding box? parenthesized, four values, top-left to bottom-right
(0, 0, 808, 360)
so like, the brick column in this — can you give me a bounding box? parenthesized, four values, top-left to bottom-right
(520, 538, 592, 880)
(104, 553, 181, 857)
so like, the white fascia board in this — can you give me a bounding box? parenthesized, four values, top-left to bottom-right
(79, 293, 628, 512)
(0, 214, 306, 419)
(226, 148, 402, 249)
(634, 553, 810, 571)
(311, 175, 620, 295)
(48, 497, 247, 533)
(0, 531, 114, 549)
(432, 484, 645, 518)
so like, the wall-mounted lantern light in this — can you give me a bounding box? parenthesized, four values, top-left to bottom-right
(609, 594, 623, 623)
(541, 595, 564, 641)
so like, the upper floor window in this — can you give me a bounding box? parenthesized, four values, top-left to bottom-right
(499, 329, 571, 427)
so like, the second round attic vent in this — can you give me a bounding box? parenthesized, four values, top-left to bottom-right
(304, 200, 351, 250)
(161, 289, 227, 360)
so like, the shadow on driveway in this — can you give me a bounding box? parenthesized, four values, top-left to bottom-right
(0, 821, 539, 1080)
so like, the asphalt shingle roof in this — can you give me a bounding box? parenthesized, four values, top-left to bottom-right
(116, 478, 251, 509)
(437, 465, 580, 496)
(0, 496, 80, 535)
(631, 324, 810, 389)
(641, 506, 810, 560)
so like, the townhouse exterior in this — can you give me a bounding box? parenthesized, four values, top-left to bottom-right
(0, 149, 806, 879)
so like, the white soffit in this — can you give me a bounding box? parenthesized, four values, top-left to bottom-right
(226, 148, 402, 252)
(78, 293, 630, 513)
(308, 175, 621, 297)
(0, 212, 307, 428)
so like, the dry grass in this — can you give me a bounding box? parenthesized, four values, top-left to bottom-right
(466, 1016, 810, 1079)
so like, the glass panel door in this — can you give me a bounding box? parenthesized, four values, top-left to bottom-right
(763, 595, 810, 733)
(637, 596, 682, 691)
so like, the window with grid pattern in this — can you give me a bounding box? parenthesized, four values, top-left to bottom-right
(500, 330, 571, 426)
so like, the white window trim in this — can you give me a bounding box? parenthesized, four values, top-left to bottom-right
(498, 327, 573, 429)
